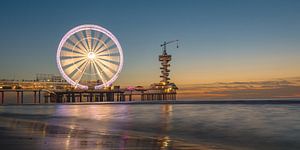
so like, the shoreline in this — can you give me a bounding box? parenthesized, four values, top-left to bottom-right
(1, 99, 300, 106)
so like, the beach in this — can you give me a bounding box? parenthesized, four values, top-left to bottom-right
(0, 102, 300, 149)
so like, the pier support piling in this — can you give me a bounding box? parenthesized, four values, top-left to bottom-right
(21, 91, 24, 104)
(16, 91, 19, 104)
(1, 91, 3, 104)
(38, 90, 41, 103)
(33, 91, 37, 104)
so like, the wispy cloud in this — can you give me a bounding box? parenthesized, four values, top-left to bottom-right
(177, 77, 300, 100)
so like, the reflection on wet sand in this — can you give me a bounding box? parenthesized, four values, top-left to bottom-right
(161, 104, 172, 134)
(0, 116, 213, 150)
(1, 104, 300, 150)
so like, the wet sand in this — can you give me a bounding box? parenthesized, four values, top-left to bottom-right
(1, 103, 299, 150)
(0, 116, 223, 150)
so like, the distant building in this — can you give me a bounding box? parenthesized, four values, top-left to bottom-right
(51, 75, 65, 82)
(36, 74, 66, 82)
(36, 73, 53, 82)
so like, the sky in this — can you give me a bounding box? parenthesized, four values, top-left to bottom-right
(0, 0, 300, 99)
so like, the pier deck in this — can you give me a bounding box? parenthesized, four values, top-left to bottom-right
(0, 89, 176, 104)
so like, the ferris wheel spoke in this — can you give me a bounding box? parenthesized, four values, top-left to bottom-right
(98, 58, 120, 66)
(98, 53, 119, 60)
(62, 58, 87, 75)
(95, 61, 110, 82)
(74, 34, 89, 52)
(60, 56, 86, 62)
(97, 38, 113, 52)
(97, 52, 120, 57)
(93, 42, 106, 54)
(85, 30, 92, 51)
(100, 34, 109, 44)
(93, 35, 109, 52)
(69, 60, 89, 83)
(61, 57, 86, 69)
(91, 39, 99, 51)
(93, 38, 108, 53)
(64, 62, 82, 76)
(95, 45, 115, 55)
(91, 38, 95, 52)
(92, 61, 107, 86)
(96, 46, 118, 56)
(91, 38, 98, 51)
(97, 59, 118, 74)
(62, 47, 85, 56)
(74, 60, 89, 85)
(87, 37, 92, 51)
(98, 57, 120, 66)
(92, 38, 103, 52)
(60, 55, 85, 61)
(68, 63, 83, 79)
(91, 32, 102, 51)
(104, 39, 115, 49)
(61, 49, 85, 57)
(67, 36, 88, 54)
(95, 43, 117, 54)
(61, 59, 84, 68)
(78, 31, 90, 52)
(90, 61, 97, 77)
(75, 32, 89, 52)
(68, 35, 80, 45)
(95, 59, 117, 75)
(63, 41, 86, 55)
(95, 47, 109, 55)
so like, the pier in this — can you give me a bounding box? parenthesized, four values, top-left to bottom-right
(0, 88, 176, 104)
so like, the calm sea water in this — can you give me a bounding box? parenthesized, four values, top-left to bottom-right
(0, 103, 299, 149)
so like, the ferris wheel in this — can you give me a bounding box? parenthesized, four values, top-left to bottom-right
(56, 24, 124, 90)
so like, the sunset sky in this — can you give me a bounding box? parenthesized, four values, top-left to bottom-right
(0, 0, 300, 99)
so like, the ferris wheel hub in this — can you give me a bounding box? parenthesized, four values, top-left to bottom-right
(87, 52, 96, 60)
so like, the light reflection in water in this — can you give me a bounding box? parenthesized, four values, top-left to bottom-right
(161, 136, 171, 149)
(161, 104, 173, 133)
(1, 104, 299, 149)
(0, 105, 213, 149)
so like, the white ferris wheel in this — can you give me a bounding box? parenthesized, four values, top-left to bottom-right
(56, 24, 124, 90)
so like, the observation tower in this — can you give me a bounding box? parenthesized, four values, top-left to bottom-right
(159, 42, 173, 85)
(151, 40, 178, 92)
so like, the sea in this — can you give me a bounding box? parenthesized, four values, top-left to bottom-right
(0, 102, 300, 150)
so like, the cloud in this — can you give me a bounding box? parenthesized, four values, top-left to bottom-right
(177, 77, 300, 100)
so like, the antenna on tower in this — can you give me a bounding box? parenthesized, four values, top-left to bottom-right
(160, 40, 179, 55)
